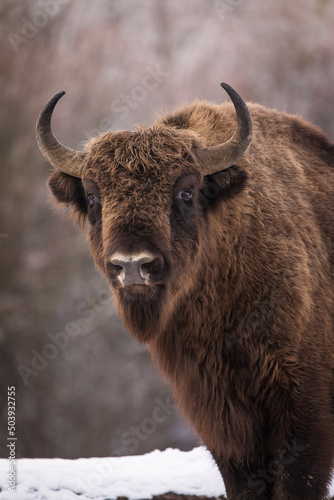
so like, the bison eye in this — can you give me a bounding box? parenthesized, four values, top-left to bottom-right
(180, 190, 192, 202)
(87, 194, 97, 205)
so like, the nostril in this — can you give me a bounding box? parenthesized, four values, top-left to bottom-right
(140, 256, 164, 278)
(107, 261, 123, 278)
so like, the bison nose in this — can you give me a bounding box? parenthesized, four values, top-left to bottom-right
(107, 253, 164, 287)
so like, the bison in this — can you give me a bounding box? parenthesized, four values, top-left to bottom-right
(36, 83, 334, 499)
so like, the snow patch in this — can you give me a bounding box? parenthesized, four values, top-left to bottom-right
(0, 447, 225, 500)
(1, 447, 334, 500)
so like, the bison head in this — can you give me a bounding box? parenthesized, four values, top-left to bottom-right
(37, 84, 252, 342)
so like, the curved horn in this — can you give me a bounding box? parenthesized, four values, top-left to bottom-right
(196, 83, 253, 175)
(36, 91, 86, 178)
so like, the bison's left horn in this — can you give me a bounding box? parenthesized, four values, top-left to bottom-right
(196, 83, 253, 175)
(36, 91, 86, 178)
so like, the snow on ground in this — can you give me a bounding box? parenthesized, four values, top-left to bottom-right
(1, 446, 334, 500)
(0, 447, 225, 500)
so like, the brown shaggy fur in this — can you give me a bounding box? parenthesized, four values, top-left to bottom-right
(47, 98, 334, 500)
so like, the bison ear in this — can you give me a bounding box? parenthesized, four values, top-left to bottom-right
(202, 166, 248, 208)
(48, 171, 88, 226)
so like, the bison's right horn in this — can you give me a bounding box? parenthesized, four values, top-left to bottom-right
(196, 83, 253, 175)
(36, 91, 86, 178)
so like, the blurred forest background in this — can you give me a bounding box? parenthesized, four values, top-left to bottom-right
(0, 0, 334, 459)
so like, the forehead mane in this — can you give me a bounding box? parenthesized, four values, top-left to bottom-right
(84, 126, 204, 180)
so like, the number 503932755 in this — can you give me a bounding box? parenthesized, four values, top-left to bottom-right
(7, 386, 16, 437)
